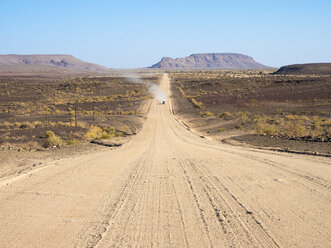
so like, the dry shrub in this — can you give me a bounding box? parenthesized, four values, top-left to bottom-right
(218, 112, 232, 119)
(237, 112, 250, 123)
(256, 122, 277, 135)
(100, 132, 112, 139)
(120, 125, 129, 132)
(43, 130, 64, 148)
(57, 121, 67, 126)
(191, 98, 204, 108)
(199, 111, 214, 117)
(77, 122, 88, 128)
(85, 126, 103, 140)
(103, 126, 121, 138)
(235, 124, 243, 130)
(85, 126, 119, 140)
(48, 121, 56, 127)
(123, 110, 135, 115)
(178, 87, 186, 97)
(115, 131, 122, 137)
(294, 123, 309, 137)
(33, 121, 43, 128)
(254, 114, 330, 140)
(2, 121, 11, 128)
(310, 125, 324, 138)
(285, 114, 296, 120)
(13, 122, 21, 128)
(19, 122, 34, 129)
(54, 109, 61, 115)
(66, 139, 79, 145)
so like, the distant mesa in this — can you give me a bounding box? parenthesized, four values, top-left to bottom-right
(149, 53, 269, 69)
(274, 63, 331, 75)
(0, 54, 108, 71)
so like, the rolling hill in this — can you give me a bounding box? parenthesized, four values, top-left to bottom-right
(0, 54, 108, 72)
(274, 63, 331, 75)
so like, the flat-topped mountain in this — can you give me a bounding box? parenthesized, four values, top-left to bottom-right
(274, 63, 331, 75)
(149, 53, 269, 69)
(0, 54, 108, 71)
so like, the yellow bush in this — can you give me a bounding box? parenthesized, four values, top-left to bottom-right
(48, 121, 56, 127)
(256, 122, 277, 135)
(310, 125, 324, 138)
(121, 126, 129, 132)
(293, 123, 308, 137)
(85, 126, 103, 139)
(43, 130, 64, 148)
(191, 98, 204, 108)
(104, 126, 116, 134)
(2, 121, 11, 126)
(100, 131, 113, 139)
(19, 122, 34, 129)
(54, 109, 61, 115)
(66, 139, 79, 145)
(237, 112, 250, 123)
(115, 131, 123, 137)
(199, 111, 214, 117)
(218, 112, 232, 119)
(285, 114, 296, 120)
(14, 122, 21, 128)
(57, 121, 66, 126)
(33, 121, 43, 128)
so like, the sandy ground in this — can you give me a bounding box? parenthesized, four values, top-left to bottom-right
(0, 74, 330, 247)
(0, 143, 110, 179)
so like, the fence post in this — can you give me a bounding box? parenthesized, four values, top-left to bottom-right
(74, 104, 77, 128)
(93, 106, 95, 123)
(45, 108, 48, 128)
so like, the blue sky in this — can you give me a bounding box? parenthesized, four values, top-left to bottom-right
(1, 0, 330, 68)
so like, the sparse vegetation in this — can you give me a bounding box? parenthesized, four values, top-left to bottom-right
(85, 125, 122, 140)
(255, 114, 330, 140)
(171, 70, 331, 153)
(65, 139, 79, 145)
(199, 111, 214, 117)
(0, 73, 159, 149)
(85, 126, 104, 140)
(43, 130, 65, 148)
(191, 98, 204, 108)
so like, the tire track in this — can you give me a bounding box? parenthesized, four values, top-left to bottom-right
(176, 159, 215, 247)
(75, 146, 154, 248)
(164, 161, 190, 248)
(178, 157, 281, 248)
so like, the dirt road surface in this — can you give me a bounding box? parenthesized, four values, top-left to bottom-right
(0, 74, 330, 247)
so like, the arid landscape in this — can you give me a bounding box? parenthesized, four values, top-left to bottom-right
(0, 68, 330, 247)
(170, 69, 331, 156)
(0, 63, 161, 177)
(0, 72, 156, 150)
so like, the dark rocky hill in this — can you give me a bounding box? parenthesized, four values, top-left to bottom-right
(149, 53, 268, 69)
(274, 63, 331, 75)
(0, 54, 108, 71)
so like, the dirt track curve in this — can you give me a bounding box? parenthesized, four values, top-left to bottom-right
(0, 74, 330, 247)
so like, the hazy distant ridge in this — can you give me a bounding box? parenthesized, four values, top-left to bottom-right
(274, 63, 331, 75)
(0, 54, 108, 71)
(149, 53, 269, 69)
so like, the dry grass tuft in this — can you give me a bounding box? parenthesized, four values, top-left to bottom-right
(43, 130, 65, 148)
